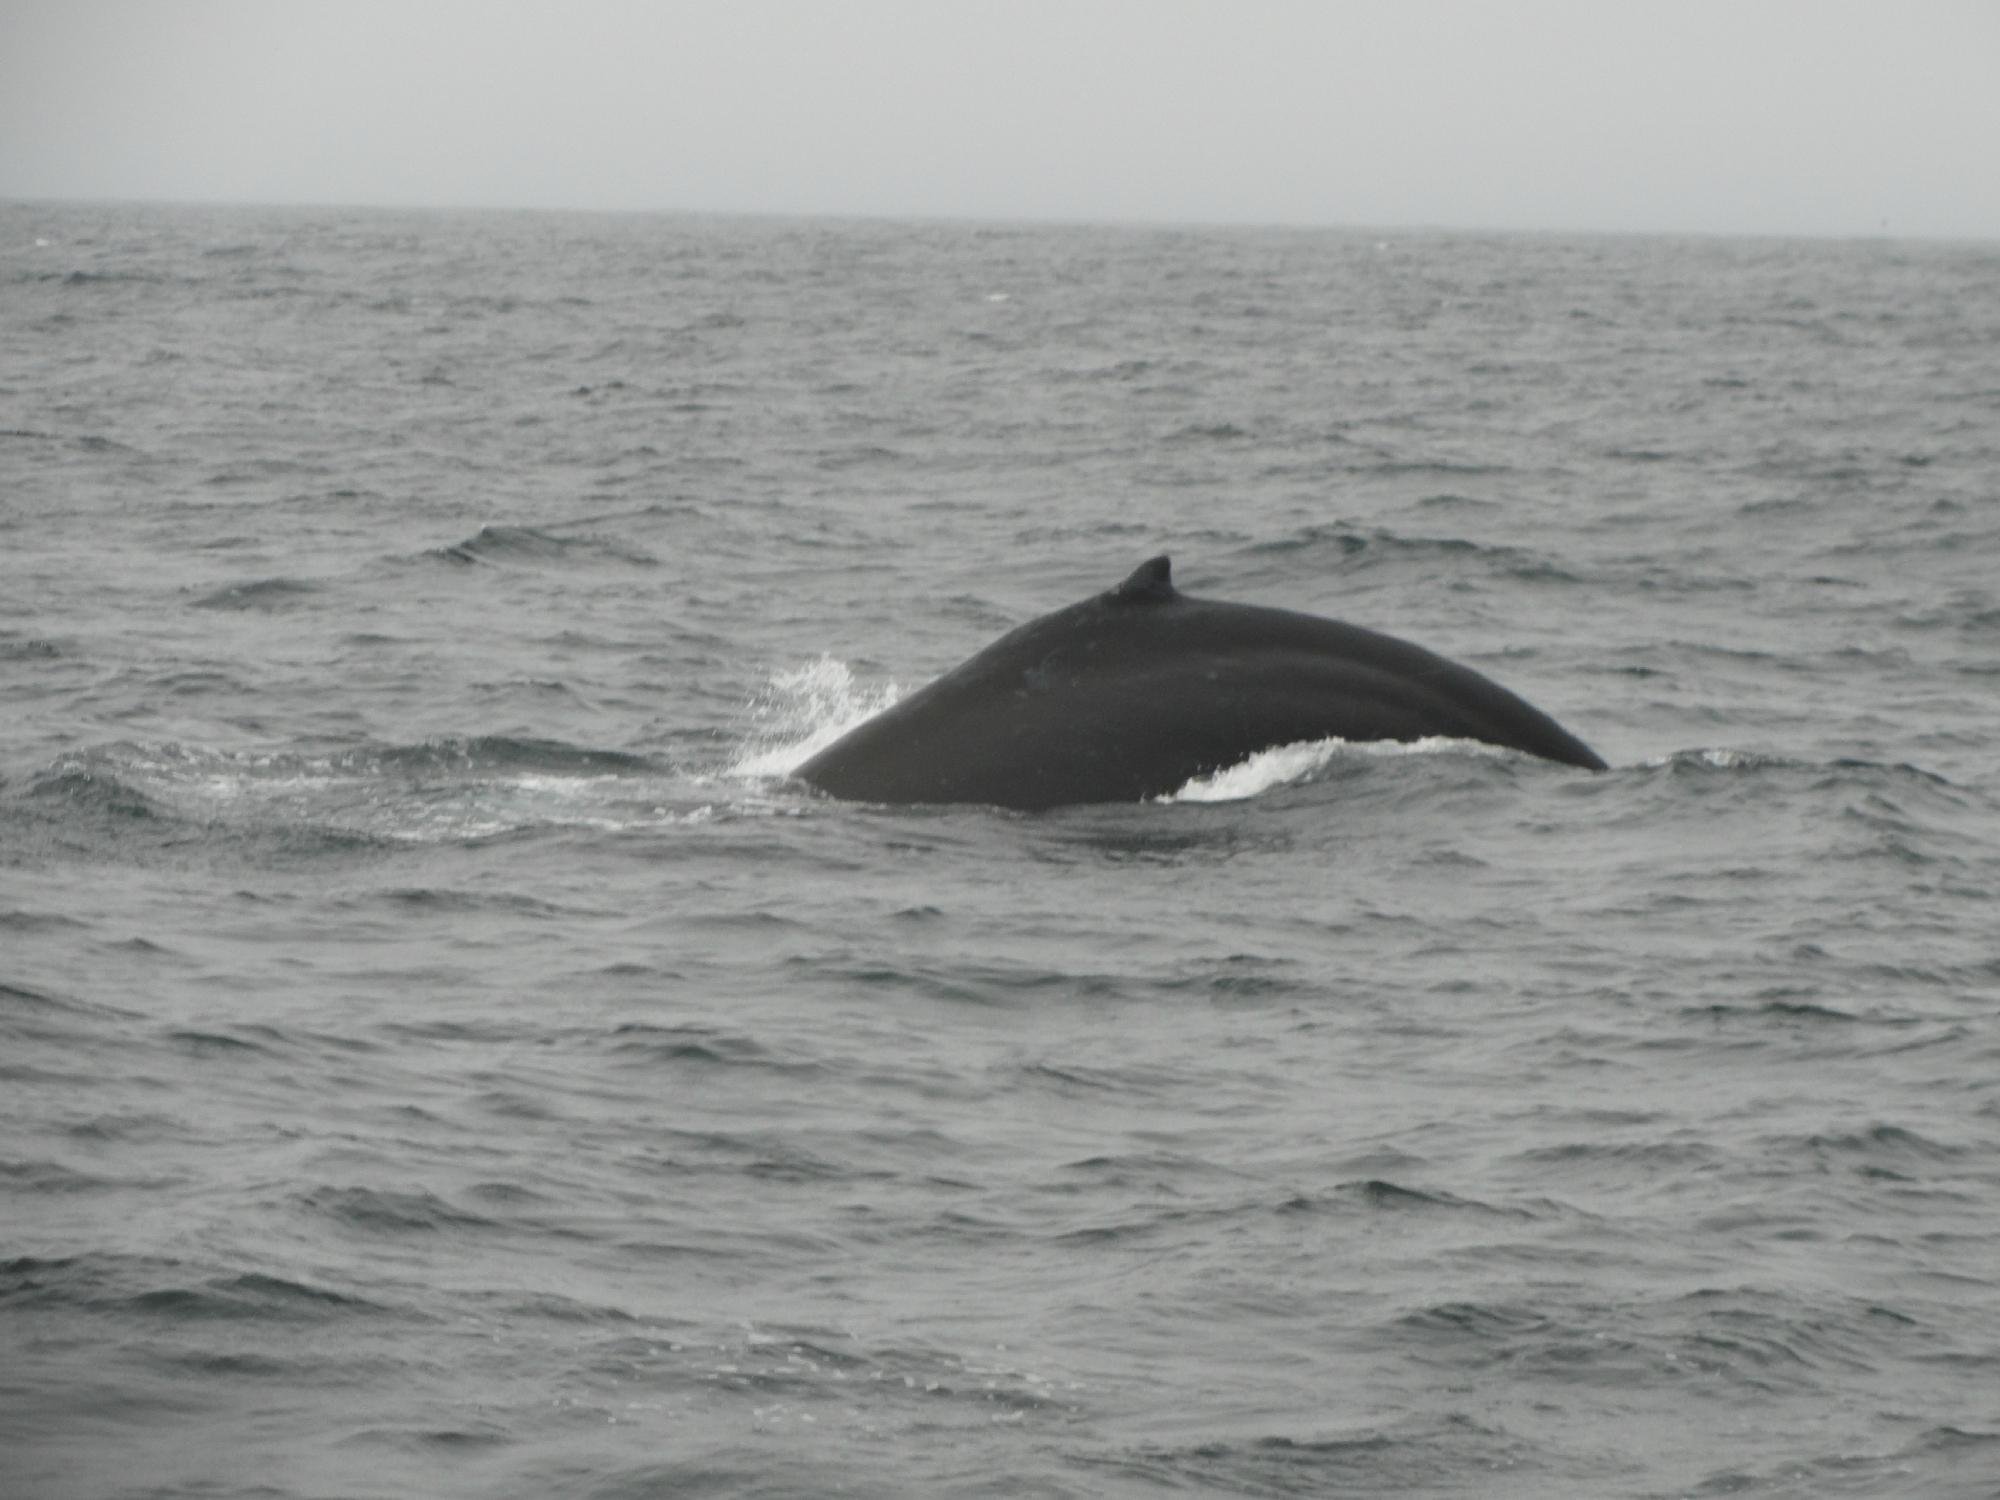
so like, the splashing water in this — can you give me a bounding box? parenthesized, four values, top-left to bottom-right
(728, 657, 902, 783)
(1165, 735, 1511, 803)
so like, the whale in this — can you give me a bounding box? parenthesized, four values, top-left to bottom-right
(794, 556, 1606, 810)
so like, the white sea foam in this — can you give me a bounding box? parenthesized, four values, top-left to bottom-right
(1165, 738, 1351, 803)
(727, 657, 902, 781)
(1164, 735, 1505, 802)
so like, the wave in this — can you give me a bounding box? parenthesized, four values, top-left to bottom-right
(12, 268, 166, 287)
(1091, 1415, 1539, 1496)
(339, 735, 655, 776)
(0, 979, 144, 1055)
(0, 1253, 390, 1321)
(297, 1185, 503, 1237)
(606, 1022, 825, 1077)
(189, 576, 325, 611)
(1239, 522, 1583, 583)
(1162, 420, 1254, 444)
(1642, 747, 1956, 782)
(427, 523, 659, 568)
(1637, 750, 1992, 828)
(25, 758, 167, 821)
(36, 736, 652, 786)
(14, 737, 678, 850)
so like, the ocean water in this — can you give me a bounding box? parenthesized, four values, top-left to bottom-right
(3, 201, 1999, 1499)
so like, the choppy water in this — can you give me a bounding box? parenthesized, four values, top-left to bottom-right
(4, 201, 1999, 1499)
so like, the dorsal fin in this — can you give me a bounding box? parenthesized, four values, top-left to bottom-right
(1110, 555, 1176, 603)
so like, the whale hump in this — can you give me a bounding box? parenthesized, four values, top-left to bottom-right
(795, 556, 1607, 807)
(1111, 554, 1177, 603)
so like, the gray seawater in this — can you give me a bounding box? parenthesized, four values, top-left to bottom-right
(4, 201, 1999, 1499)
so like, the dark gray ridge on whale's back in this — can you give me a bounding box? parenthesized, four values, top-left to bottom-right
(1110, 554, 1177, 602)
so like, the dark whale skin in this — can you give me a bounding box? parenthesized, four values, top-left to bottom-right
(795, 556, 1606, 810)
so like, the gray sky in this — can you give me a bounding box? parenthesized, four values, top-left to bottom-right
(4, 0, 1997, 239)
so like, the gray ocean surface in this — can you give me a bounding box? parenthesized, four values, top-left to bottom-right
(4, 201, 1999, 1499)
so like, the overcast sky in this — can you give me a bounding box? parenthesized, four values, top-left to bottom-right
(4, 0, 1997, 239)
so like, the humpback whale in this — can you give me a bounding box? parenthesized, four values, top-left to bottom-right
(795, 556, 1605, 810)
